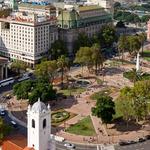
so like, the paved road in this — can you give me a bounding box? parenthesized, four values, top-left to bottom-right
(56, 141, 98, 150)
(2, 111, 27, 136)
(115, 140, 150, 150)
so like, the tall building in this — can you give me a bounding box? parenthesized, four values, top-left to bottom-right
(0, 5, 58, 67)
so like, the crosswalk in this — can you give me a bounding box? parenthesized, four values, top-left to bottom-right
(99, 145, 115, 150)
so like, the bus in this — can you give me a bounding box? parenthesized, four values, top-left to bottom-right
(0, 77, 15, 87)
(18, 76, 30, 82)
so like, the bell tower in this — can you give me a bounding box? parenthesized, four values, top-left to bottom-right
(27, 99, 51, 150)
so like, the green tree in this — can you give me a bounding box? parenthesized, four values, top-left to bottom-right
(11, 60, 27, 75)
(13, 80, 34, 100)
(13, 78, 56, 103)
(28, 82, 56, 104)
(73, 33, 92, 54)
(118, 35, 129, 63)
(35, 60, 57, 83)
(0, 118, 11, 143)
(92, 95, 115, 127)
(91, 43, 104, 74)
(50, 40, 68, 60)
(98, 25, 117, 47)
(74, 47, 92, 74)
(128, 35, 141, 56)
(116, 86, 134, 128)
(57, 55, 69, 88)
(141, 15, 150, 23)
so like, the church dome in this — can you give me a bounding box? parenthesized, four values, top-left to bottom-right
(31, 99, 47, 112)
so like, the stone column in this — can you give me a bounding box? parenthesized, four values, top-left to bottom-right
(5, 64, 7, 79)
(0, 66, 4, 80)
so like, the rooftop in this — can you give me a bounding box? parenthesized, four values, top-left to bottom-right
(2, 134, 27, 150)
(18, 3, 56, 10)
(78, 5, 103, 12)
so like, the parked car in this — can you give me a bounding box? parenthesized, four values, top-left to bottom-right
(10, 121, 18, 129)
(64, 143, 75, 149)
(145, 135, 150, 140)
(0, 109, 5, 116)
(119, 140, 130, 146)
(139, 138, 146, 142)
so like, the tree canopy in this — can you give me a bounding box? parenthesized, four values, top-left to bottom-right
(50, 40, 68, 60)
(116, 80, 150, 123)
(13, 79, 56, 104)
(0, 118, 11, 143)
(35, 60, 57, 83)
(92, 95, 115, 125)
(98, 25, 117, 48)
(11, 60, 27, 74)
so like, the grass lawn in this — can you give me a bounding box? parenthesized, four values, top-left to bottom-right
(66, 116, 96, 136)
(58, 87, 86, 96)
(90, 86, 118, 100)
(51, 109, 76, 127)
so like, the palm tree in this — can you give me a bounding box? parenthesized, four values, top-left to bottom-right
(128, 35, 141, 57)
(91, 43, 104, 75)
(138, 33, 146, 57)
(57, 55, 69, 88)
(118, 35, 129, 63)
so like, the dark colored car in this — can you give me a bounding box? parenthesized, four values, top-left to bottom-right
(139, 138, 146, 142)
(119, 141, 130, 146)
(145, 135, 150, 140)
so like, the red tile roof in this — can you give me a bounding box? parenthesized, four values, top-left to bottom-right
(2, 134, 27, 150)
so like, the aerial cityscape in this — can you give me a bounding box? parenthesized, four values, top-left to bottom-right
(0, 0, 150, 150)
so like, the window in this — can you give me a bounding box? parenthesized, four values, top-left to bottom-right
(43, 119, 46, 129)
(32, 119, 35, 128)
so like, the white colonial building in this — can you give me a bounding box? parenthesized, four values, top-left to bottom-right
(27, 99, 56, 150)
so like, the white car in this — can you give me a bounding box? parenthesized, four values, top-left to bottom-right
(64, 143, 75, 149)
(10, 120, 18, 128)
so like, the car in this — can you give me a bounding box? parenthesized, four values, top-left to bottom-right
(119, 140, 130, 146)
(0, 110, 5, 116)
(10, 121, 18, 129)
(139, 138, 146, 142)
(64, 143, 75, 149)
(145, 135, 150, 140)
(128, 140, 137, 144)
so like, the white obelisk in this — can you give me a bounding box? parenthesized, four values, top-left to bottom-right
(136, 52, 140, 72)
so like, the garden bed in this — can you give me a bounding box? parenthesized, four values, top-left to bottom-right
(51, 109, 76, 127)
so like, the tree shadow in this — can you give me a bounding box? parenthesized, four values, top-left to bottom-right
(105, 67, 124, 76)
(110, 118, 142, 132)
(51, 96, 78, 111)
(51, 126, 65, 134)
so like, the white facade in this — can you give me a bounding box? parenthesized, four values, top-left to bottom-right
(87, 0, 114, 13)
(0, 12, 58, 66)
(27, 99, 51, 150)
